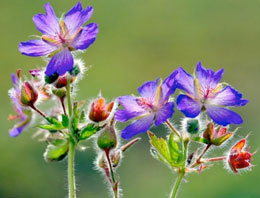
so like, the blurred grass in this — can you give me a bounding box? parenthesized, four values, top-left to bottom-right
(0, 0, 260, 197)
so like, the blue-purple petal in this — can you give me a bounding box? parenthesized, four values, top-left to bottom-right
(177, 94, 202, 118)
(206, 105, 243, 126)
(72, 23, 98, 50)
(161, 70, 178, 101)
(209, 86, 249, 106)
(154, 102, 174, 126)
(137, 78, 159, 103)
(196, 62, 224, 90)
(32, 3, 60, 36)
(121, 114, 154, 140)
(19, 39, 57, 57)
(115, 109, 145, 122)
(176, 67, 195, 95)
(117, 95, 144, 112)
(45, 49, 74, 76)
(65, 2, 93, 35)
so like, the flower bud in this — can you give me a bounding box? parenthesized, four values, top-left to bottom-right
(53, 74, 76, 88)
(89, 97, 114, 122)
(52, 87, 67, 98)
(97, 125, 117, 151)
(185, 118, 200, 134)
(20, 81, 38, 106)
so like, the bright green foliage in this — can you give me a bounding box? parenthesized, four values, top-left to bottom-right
(44, 139, 69, 162)
(192, 137, 210, 144)
(38, 116, 67, 132)
(148, 132, 184, 169)
(79, 124, 100, 141)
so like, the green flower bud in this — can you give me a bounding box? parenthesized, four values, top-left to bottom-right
(52, 87, 67, 98)
(20, 82, 38, 106)
(97, 125, 117, 151)
(186, 119, 200, 134)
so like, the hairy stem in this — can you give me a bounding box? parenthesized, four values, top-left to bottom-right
(190, 144, 211, 168)
(105, 150, 116, 183)
(30, 105, 46, 118)
(68, 141, 76, 198)
(67, 78, 76, 198)
(60, 96, 67, 116)
(166, 120, 181, 138)
(169, 170, 185, 198)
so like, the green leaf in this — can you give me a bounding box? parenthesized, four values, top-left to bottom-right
(45, 117, 63, 127)
(192, 137, 210, 144)
(79, 124, 99, 141)
(44, 140, 69, 162)
(49, 138, 67, 146)
(62, 115, 69, 127)
(38, 124, 65, 131)
(148, 131, 183, 168)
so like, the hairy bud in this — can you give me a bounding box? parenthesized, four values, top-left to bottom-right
(20, 81, 38, 106)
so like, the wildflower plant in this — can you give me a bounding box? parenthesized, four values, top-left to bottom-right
(8, 2, 256, 198)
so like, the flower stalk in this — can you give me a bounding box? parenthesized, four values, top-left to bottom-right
(169, 169, 185, 198)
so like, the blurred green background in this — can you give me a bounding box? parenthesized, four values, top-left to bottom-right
(1, 0, 260, 197)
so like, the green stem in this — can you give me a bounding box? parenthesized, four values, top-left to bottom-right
(67, 78, 76, 198)
(105, 150, 116, 183)
(68, 142, 76, 198)
(166, 120, 181, 138)
(67, 78, 72, 117)
(169, 170, 185, 198)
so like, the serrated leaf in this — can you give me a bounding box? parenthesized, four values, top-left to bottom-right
(79, 124, 99, 140)
(192, 137, 210, 144)
(62, 114, 69, 127)
(44, 141, 69, 162)
(148, 131, 183, 168)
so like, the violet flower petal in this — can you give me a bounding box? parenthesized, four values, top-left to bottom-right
(154, 102, 174, 126)
(117, 95, 146, 112)
(161, 70, 178, 101)
(176, 94, 202, 118)
(196, 62, 224, 91)
(206, 105, 243, 126)
(65, 2, 94, 35)
(115, 109, 145, 122)
(72, 23, 98, 50)
(176, 67, 195, 95)
(45, 49, 74, 76)
(137, 78, 159, 103)
(33, 3, 60, 36)
(209, 86, 249, 106)
(19, 39, 57, 57)
(121, 114, 154, 140)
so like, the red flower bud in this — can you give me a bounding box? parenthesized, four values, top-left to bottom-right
(228, 139, 255, 173)
(53, 74, 76, 88)
(89, 97, 114, 122)
(20, 81, 38, 106)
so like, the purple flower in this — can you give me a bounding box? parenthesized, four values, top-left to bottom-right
(115, 70, 178, 140)
(176, 62, 249, 126)
(19, 2, 98, 76)
(8, 73, 32, 137)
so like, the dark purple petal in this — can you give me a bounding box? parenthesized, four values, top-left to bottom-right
(196, 62, 224, 91)
(209, 86, 249, 106)
(176, 67, 195, 95)
(33, 3, 60, 36)
(121, 114, 154, 140)
(65, 2, 93, 35)
(72, 23, 98, 50)
(206, 105, 243, 126)
(19, 39, 57, 57)
(137, 78, 159, 103)
(161, 69, 178, 101)
(115, 109, 146, 122)
(117, 96, 144, 112)
(154, 102, 174, 126)
(45, 49, 74, 76)
(177, 94, 202, 118)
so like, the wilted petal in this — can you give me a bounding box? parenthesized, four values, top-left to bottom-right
(121, 114, 154, 140)
(176, 67, 195, 95)
(33, 3, 60, 36)
(45, 49, 74, 76)
(19, 39, 57, 57)
(209, 86, 249, 106)
(154, 102, 174, 126)
(137, 78, 159, 103)
(64, 2, 94, 35)
(196, 62, 224, 90)
(177, 94, 202, 118)
(72, 23, 98, 50)
(206, 105, 243, 126)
